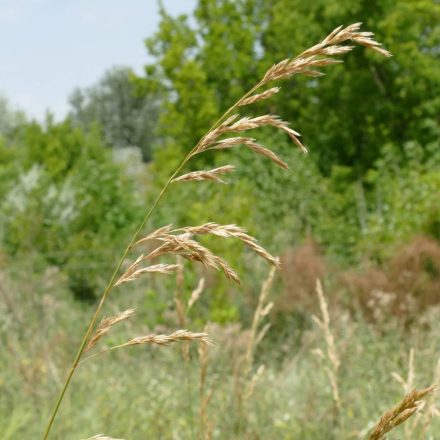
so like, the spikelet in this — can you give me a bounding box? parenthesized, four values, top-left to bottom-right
(225, 115, 306, 153)
(368, 387, 436, 440)
(391, 347, 415, 393)
(142, 234, 241, 283)
(115, 253, 180, 286)
(207, 137, 288, 169)
(196, 114, 239, 152)
(135, 222, 280, 283)
(188, 277, 205, 309)
(244, 140, 289, 169)
(263, 23, 391, 83)
(226, 115, 300, 136)
(244, 364, 266, 400)
(197, 115, 306, 155)
(115, 329, 212, 348)
(193, 22, 392, 160)
(86, 309, 135, 351)
(172, 165, 236, 184)
(313, 280, 340, 372)
(238, 87, 280, 106)
(175, 223, 280, 268)
(210, 136, 252, 149)
(135, 224, 174, 243)
(235, 268, 275, 424)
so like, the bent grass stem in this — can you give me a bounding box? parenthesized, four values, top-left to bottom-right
(42, 83, 261, 440)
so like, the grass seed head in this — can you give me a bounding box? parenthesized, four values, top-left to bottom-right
(86, 308, 135, 351)
(172, 165, 236, 184)
(238, 87, 281, 106)
(115, 261, 180, 286)
(117, 329, 213, 348)
(368, 386, 436, 440)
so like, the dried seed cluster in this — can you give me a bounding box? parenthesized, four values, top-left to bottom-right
(368, 387, 436, 440)
(86, 309, 135, 352)
(172, 165, 236, 184)
(127, 222, 280, 286)
(116, 329, 212, 348)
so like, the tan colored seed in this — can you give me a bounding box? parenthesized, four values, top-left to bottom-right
(87, 309, 135, 352)
(116, 329, 212, 348)
(172, 165, 236, 184)
(238, 87, 280, 106)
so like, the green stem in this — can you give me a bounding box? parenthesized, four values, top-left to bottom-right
(42, 162, 186, 440)
(42, 81, 263, 440)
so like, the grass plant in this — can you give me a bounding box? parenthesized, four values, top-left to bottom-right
(32, 23, 438, 440)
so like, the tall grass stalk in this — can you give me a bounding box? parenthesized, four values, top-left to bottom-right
(42, 78, 260, 440)
(313, 280, 342, 431)
(42, 23, 391, 439)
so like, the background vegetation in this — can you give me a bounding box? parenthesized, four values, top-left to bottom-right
(0, 0, 439, 438)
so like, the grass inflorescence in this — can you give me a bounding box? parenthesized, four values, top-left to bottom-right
(36, 23, 439, 440)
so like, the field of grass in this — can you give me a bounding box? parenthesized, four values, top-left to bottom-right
(1, 255, 439, 439)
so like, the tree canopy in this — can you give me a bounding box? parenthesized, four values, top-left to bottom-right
(138, 0, 440, 175)
(69, 66, 160, 162)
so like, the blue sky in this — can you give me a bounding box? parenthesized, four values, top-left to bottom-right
(0, 0, 196, 120)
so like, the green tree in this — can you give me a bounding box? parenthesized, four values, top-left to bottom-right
(0, 95, 26, 138)
(69, 66, 160, 162)
(132, 0, 440, 262)
(258, 0, 440, 174)
(138, 0, 440, 175)
(0, 117, 139, 300)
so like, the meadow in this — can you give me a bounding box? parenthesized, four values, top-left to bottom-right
(2, 245, 440, 439)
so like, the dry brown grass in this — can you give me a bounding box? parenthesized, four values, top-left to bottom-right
(310, 281, 437, 439)
(262, 22, 390, 85)
(420, 360, 440, 436)
(198, 325, 215, 440)
(341, 236, 440, 322)
(131, 222, 280, 286)
(276, 238, 327, 313)
(233, 268, 276, 434)
(312, 280, 342, 428)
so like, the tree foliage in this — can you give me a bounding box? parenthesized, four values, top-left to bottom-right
(69, 66, 160, 162)
(0, 118, 139, 300)
(135, 0, 440, 267)
(138, 0, 440, 175)
(0, 96, 26, 138)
